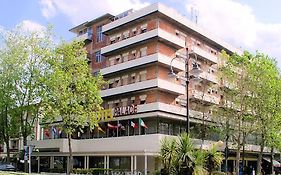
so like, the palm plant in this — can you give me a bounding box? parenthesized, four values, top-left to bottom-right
(160, 137, 177, 174)
(159, 133, 224, 175)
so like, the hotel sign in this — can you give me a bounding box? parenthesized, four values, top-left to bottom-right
(95, 104, 138, 122)
(113, 104, 137, 117)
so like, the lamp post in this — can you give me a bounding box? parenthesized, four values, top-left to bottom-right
(170, 48, 202, 133)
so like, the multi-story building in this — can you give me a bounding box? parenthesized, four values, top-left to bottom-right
(26, 3, 274, 174)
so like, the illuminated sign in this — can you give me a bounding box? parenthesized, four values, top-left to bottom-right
(113, 104, 137, 117)
(95, 109, 113, 122)
(94, 104, 138, 122)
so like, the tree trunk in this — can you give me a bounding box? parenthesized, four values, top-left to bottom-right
(242, 132, 246, 174)
(257, 137, 265, 175)
(4, 139, 11, 163)
(235, 131, 241, 175)
(67, 133, 73, 175)
(23, 136, 28, 173)
(270, 147, 274, 175)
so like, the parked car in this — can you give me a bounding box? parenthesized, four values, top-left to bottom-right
(0, 164, 16, 171)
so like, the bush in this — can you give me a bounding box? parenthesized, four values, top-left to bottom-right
(211, 171, 227, 175)
(49, 168, 65, 173)
(72, 168, 113, 175)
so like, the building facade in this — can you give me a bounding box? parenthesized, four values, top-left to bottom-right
(23, 3, 274, 174)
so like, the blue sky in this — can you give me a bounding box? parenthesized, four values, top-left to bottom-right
(1, 0, 281, 66)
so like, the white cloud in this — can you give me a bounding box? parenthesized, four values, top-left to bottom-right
(19, 20, 46, 33)
(185, 0, 281, 65)
(39, 0, 150, 25)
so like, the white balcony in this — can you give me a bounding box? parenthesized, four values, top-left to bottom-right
(198, 72, 218, 84)
(76, 32, 92, 41)
(27, 134, 269, 155)
(192, 46, 218, 64)
(101, 53, 185, 75)
(101, 79, 185, 97)
(101, 28, 185, 55)
(28, 134, 174, 154)
(191, 90, 220, 105)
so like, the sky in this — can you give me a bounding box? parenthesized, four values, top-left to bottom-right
(0, 0, 281, 67)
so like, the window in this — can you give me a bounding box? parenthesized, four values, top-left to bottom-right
(122, 53, 129, 62)
(109, 79, 114, 89)
(140, 24, 147, 33)
(139, 95, 147, 104)
(122, 75, 128, 85)
(114, 100, 120, 107)
(140, 70, 147, 81)
(121, 98, 128, 106)
(116, 34, 121, 41)
(132, 28, 137, 36)
(131, 97, 135, 104)
(96, 26, 103, 42)
(115, 77, 121, 86)
(123, 31, 129, 39)
(95, 51, 102, 63)
(116, 55, 121, 63)
(109, 57, 115, 66)
(110, 36, 116, 44)
(131, 50, 136, 59)
(140, 47, 147, 57)
(131, 73, 136, 83)
(108, 101, 114, 108)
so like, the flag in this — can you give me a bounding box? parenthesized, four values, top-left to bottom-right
(44, 129, 50, 137)
(52, 127, 57, 135)
(139, 118, 148, 128)
(108, 123, 118, 129)
(58, 128, 62, 137)
(118, 123, 125, 130)
(130, 121, 138, 129)
(97, 125, 105, 133)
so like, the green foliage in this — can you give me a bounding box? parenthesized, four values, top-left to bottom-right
(211, 171, 226, 175)
(159, 133, 223, 174)
(43, 40, 105, 134)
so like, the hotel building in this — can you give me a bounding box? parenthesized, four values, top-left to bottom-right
(15, 2, 275, 174)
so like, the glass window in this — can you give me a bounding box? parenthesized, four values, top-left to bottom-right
(109, 157, 131, 170)
(95, 51, 102, 63)
(73, 156, 84, 169)
(96, 26, 103, 42)
(40, 156, 50, 172)
(54, 156, 67, 172)
(89, 156, 104, 168)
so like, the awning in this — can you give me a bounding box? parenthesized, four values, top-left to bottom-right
(263, 157, 281, 167)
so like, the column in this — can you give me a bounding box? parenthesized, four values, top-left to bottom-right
(37, 157, 40, 173)
(131, 156, 134, 174)
(104, 156, 107, 169)
(84, 156, 87, 169)
(106, 156, 110, 169)
(134, 156, 137, 174)
(50, 156, 54, 169)
(144, 155, 147, 175)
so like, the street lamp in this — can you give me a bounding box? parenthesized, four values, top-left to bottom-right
(169, 48, 202, 134)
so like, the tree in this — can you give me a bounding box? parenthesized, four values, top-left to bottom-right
(244, 52, 281, 175)
(43, 40, 105, 174)
(215, 51, 258, 175)
(0, 26, 54, 170)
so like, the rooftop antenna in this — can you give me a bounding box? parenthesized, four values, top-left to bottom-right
(190, 5, 199, 24)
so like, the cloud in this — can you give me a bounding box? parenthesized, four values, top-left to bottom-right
(185, 0, 281, 65)
(39, 0, 150, 25)
(19, 20, 46, 33)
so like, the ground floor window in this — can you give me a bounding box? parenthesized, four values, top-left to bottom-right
(73, 156, 84, 169)
(109, 157, 130, 170)
(40, 156, 50, 172)
(89, 156, 104, 168)
(54, 156, 67, 172)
